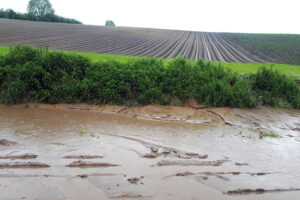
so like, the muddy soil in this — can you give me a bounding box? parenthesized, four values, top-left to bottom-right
(0, 104, 299, 200)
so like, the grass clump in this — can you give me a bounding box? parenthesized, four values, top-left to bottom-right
(0, 45, 299, 108)
(259, 131, 279, 139)
(78, 130, 88, 135)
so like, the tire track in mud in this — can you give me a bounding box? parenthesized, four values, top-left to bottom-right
(96, 132, 209, 160)
(207, 111, 234, 126)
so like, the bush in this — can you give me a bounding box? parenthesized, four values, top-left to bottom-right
(251, 67, 300, 108)
(0, 45, 299, 108)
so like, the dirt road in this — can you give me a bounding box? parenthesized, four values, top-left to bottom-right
(0, 104, 299, 200)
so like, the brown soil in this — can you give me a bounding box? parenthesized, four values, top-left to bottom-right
(170, 171, 270, 178)
(110, 194, 151, 199)
(0, 19, 265, 62)
(65, 160, 119, 168)
(1, 105, 300, 200)
(235, 162, 249, 166)
(0, 162, 50, 168)
(0, 153, 38, 160)
(156, 159, 228, 167)
(0, 139, 17, 146)
(225, 188, 300, 195)
(127, 176, 144, 185)
(63, 155, 104, 159)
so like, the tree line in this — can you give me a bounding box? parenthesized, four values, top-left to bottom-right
(0, 0, 81, 24)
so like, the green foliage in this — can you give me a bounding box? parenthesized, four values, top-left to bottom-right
(0, 3, 81, 24)
(27, 0, 54, 20)
(0, 45, 299, 108)
(251, 67, 300, 108)
(259, 131, 279, 139)
(105, 20, 115, 27)
(1, 46, 300, 78)
(0, 9, 28, 20)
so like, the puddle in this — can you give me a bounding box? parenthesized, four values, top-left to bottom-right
(0, 104, 299, 200)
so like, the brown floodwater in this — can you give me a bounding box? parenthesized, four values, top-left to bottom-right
(0, 104, 299, 200)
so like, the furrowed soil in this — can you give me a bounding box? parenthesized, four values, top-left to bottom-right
(0, 104, 300, 200)
(0, 19, 264, 63)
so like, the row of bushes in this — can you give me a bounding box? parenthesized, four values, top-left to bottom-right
(0, 9, 81, 24)
(0, 45, 299, 108)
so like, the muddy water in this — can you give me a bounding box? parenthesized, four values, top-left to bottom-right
(0, 104, 299, 200)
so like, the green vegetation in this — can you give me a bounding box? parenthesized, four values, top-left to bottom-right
(0, 47, 9, 57)
(222, 33, 300, 65)
(259, 131, 280, 139)
(0, 46, 299, 78)
(0, 45, 299, 108)
(27, 0, 54, 21)
(78, 130, 88, 134)
(0, 0, 81, 24)
(1, 46, 298, 78)
(105, 20, 115, 27)
(77, 130, 95, 137)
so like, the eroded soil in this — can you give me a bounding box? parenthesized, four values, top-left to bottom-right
(0, 104, 299, 200)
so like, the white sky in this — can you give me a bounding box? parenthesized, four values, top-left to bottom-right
(1, 0, 300, 33)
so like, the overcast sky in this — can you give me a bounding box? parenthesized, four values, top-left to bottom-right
(1, 0, 300, 33)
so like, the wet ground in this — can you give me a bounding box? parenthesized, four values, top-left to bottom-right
(0, 104, 299, 200)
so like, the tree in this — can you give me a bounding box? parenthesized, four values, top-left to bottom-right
(105, 20, 115, 27)
(27, 0, 55, 21)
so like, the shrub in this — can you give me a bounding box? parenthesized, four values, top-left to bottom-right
(251, 67, 300, 108)
(0, 45, 299, 108)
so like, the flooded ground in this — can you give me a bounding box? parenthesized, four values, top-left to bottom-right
(0, 104, 299, 200)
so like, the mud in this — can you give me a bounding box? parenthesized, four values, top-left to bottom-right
(235, 162, 249, 166)
(127, 176, 144, 185)
(66, 160, 119, 168)
(0, 139, 17, 146)
(63, 155, 104, 159)
(156, 159, 228, 167)
(0, 162, 50, 168)
(110, 194, 151, 199)
(169, 171, 271, 179)
(0, 153, 38, 160)
(0, 104, 300, 200)
(225, 188, 300, 195)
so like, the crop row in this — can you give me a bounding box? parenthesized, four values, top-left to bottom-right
(0, 19, 264, 63)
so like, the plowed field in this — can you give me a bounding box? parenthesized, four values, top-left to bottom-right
(0, 19, 264, 63)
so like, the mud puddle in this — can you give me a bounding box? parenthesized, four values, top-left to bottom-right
(0, 104, 299, 200)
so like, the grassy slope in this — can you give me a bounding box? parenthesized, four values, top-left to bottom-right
(222, 33, 300, 65)
(1, 45, 299, 78)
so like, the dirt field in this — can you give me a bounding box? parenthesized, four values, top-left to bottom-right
(0, 104, 300, 200)
(0, 19, 264, 63)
